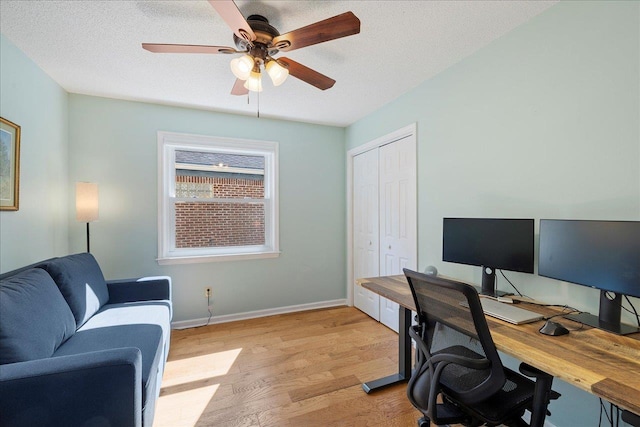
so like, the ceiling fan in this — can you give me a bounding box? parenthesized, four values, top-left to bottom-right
(142, 0, 361, 95)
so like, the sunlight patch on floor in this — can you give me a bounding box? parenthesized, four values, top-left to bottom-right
(154, 384, 220, 427)
(154, 348, 243, 426)
(161, 348, 243, 388)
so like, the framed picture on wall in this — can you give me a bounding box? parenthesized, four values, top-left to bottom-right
(0, 117, 21, 211)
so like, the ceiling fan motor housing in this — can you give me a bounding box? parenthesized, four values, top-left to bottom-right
(233, 15, 286, 58)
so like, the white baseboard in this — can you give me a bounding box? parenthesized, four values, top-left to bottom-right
(171, 299, 348, 329)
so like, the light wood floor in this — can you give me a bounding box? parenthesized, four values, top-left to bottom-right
(153, 306, 423, 427)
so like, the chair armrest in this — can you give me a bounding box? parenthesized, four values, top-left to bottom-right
(518, 362, 559, 399)
(409, 325, 431, 361)
(518, 362, 561, 426)
(622, 410, 640, 427)
(107, 276, 172, 304)
(519, 362, 549, 379)
(0, 348, 142, 427)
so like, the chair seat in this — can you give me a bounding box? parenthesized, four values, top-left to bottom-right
(450, 366, 535, 425)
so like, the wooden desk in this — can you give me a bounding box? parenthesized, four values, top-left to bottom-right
(358, 275, 640, 415)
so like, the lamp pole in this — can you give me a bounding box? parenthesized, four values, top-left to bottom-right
(86, 222, 91, 252)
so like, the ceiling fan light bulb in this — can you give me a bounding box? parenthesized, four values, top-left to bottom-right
(244, 71, 263, 92)
(266, 60, 289, 86)
(230, 55, 254, 80)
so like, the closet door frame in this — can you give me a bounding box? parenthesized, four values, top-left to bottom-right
(346, 123, 417, 306)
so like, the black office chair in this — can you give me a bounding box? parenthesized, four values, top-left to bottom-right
(403, 268, 560, 427)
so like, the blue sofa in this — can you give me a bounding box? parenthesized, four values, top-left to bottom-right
(0, 253, 172, 427)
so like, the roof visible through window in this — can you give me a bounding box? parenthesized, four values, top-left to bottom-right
(176, 150, 264, 170)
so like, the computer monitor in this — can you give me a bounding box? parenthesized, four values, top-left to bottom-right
(442, 218, 535, 296)
(538, 219, 640, 335)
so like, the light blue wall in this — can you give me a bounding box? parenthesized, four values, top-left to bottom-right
(347, 0, 639, 308)
(68, 94, 346, 322)
(346, 2, 639, 426)
(0, 35, 69, 272)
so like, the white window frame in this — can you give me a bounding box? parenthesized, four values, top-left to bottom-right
(157, 131, 279, 264)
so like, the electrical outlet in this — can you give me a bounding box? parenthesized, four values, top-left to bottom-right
(205, 287, 211, 298)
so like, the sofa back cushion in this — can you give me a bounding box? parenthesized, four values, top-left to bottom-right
(0, 268, 76, 364)
(41, 253, 109, 328)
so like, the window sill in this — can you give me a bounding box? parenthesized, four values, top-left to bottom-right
(157, 251, 280, 265)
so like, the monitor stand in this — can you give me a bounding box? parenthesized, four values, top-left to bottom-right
(478, 266, 508, 297)
(566, 291, 640, 336)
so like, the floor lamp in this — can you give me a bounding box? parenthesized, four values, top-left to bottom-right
(76, 182, 99, 252)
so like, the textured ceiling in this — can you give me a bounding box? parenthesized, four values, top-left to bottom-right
(0, 1, 557, 127)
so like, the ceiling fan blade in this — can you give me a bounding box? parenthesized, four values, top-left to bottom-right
(272, 11, 360, 52)
(278, 58, 335, 90)
(208, 0, 256, 43)
(142, 43, 237, 54)
(231, 78, 249, 96)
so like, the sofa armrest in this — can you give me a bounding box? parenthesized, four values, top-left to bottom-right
(107, 276, 172, 304)
(0, 348, 142, 427)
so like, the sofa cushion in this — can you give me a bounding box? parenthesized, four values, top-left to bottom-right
(52, 324, 163, 411)
(80, 300, 172, 365)
(81, 301, 171, 346)
(41, 253, 109, 328)
(0, 269, 76, 364)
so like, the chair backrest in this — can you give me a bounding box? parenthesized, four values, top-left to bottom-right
(404, 268, 506, 404)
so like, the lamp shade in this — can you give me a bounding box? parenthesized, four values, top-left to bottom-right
(76, 182, 99, 222)
(266, 60, 289, 86)
(230, 55, 254, 80)
(243, 70, 263, 92)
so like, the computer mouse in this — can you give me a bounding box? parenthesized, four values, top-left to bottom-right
(539, 320, 570, 336)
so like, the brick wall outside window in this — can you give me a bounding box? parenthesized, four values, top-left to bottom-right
(175, 175, 265, 248)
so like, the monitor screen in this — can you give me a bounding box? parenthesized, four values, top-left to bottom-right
(538, 219, 640, 335)
(443, 218, 535, 274)
(538, 219, 640, 298)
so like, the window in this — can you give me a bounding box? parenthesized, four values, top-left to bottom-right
(158, 131, 279, 264)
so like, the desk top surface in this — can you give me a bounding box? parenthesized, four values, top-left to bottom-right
(358, 275, 640, 415)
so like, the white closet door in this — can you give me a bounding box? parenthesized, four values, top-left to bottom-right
(353, 148, 380, 320)
(378, 136, 417, 332)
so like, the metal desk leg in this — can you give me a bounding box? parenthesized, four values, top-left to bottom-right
(362, 306, 412, 393)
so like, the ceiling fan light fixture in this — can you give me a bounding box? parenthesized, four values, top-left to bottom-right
(266, 60, 289, 86)
(230, 54, 254, 80)
(244, 69, 263, 92)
